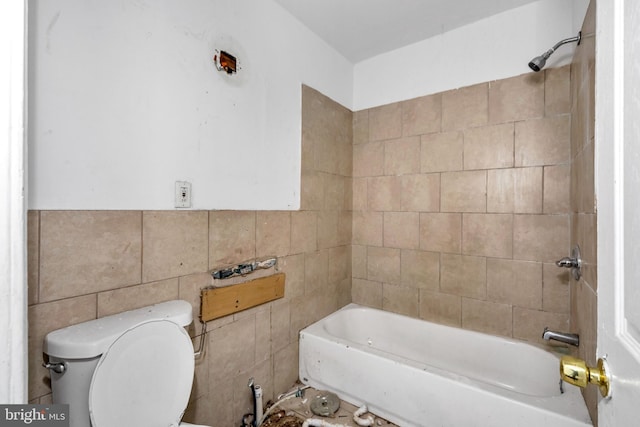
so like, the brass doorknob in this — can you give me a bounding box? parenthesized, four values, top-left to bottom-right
(560, 355, 610, 397)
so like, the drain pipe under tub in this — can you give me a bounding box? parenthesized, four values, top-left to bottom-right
(302, 404, 374, 427)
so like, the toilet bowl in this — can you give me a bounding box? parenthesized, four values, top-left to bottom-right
(43, 300, 211, 427)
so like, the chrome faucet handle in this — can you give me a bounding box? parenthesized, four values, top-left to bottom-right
(555, 245, 582, 280)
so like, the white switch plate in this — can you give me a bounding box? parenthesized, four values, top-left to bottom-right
(175, 181, 192, 208)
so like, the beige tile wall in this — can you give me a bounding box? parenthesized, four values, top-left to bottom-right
(570, 1, 598, 424)
(27, 86, 353, 426)
(352, 67, 573, 344)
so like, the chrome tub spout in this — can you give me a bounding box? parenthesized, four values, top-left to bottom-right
(542, 327, 579, 346)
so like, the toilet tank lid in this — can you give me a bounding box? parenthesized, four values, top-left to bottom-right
(44, 300, 193, 359)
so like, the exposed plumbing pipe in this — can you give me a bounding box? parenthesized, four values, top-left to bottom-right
(257, 393, 297, 426)
(352, 405, 375, 426)
(254, 385, 263, 425)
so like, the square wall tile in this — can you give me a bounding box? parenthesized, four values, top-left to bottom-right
(442, 83, 488, 131)
(209, 211, 256, 267)
(383, 284, 419, 317)
(369, 102, 402, 141)
(419, 213, 462, 253)
(305, 250, 329, 294)
(40, 211, 142, 302)
(352, 245, 368, 279)
(441, 170, 487, 213)
(489, 72, 544, 124)
(352, 211, 383, 247)
(515, 116, 571, 167)
(401, 249, 439, 290)
(440, 254, 486, 299)
(143, 211, 208, 283)
(487, 167, 543, 214)
(513, 214, 569, 262)
(384, 136, 421, 175)
(462, 298, 513, 337)
(400, 174, 440, 212)
(419, 290, 461, 327)
(352, 178, 368, 211)
(352, 278, 383, 309)
(277, 254, 304, 300)
(421, 131, 463, 173)
(487, 259, 542, 310)
(402, 93, 442, 136)
(353, 141, 384, 177)
(367, 246, 401, 285)
(462, 213, 513, 258)
(368, 176, 401, 211)
(301, 171, 325, 211)
(463, 123, 514, 170)
(384, 212, 420, 249)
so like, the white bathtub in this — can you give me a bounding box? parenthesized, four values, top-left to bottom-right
(299, 304, 592, 427)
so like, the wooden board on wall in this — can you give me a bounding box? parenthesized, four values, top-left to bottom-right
(200, 273, 285, 321)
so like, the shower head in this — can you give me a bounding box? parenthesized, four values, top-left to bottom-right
(528, 32, 581, 72)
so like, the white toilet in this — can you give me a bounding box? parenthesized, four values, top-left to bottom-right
(43, 300, 211, 427)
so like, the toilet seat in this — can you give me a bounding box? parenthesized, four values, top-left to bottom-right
(89, 320, 195, 427)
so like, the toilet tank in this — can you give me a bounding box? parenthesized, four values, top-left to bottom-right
(45, 300, 193, 359)
(43, 300, 193, 427)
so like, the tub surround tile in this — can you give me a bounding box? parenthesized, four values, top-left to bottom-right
(301, 171, 326, 211)
(487, 167, 543, 214)
(440, 170, 487, 213)
(400, 174, 440, 212)
(442, 83, 488, 131)
(462, 298, 512, 337)
(515, 115, 570, 167)
(39, 211, 142, 302)
(463, 123, 514, 170)
(367, 247, 401, 285)
(352, 211, 383, 247)
(353, 141, 384, 177)
(440, 254, 487, 299)
(513, 214, 569, 262)
(369, 102, 402, 141)
(542, 263, 570, 314)
(384, 136, 421, 175)
(419, 290, 461, 327)
(402, 93, 442, 136)
(316, 211, 339, 250)
(513, 307, 569, 345)
(400, 249, 439, 290)
(368, 176, 402, 211)
(486, 259, 542, 310)
(353, 110, 369, 145)
(419, 213, 462, 253)
(383, 284, 419, 317)
(351, 245, 368, 279)
(384, 212, 420, 249)
(489, 72, 544, 124)
(421, 131, 464, 173)
(352, 279, 383, 309)
(304, 250, 329, 294)
(462, 213, 513, 258)
(545, 65, 571, 116)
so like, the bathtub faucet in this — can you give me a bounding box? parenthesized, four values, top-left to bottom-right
(542, 327, 579, 346)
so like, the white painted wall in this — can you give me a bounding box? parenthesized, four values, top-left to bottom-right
(1, 0, 27, 404)
(28, 0, 352, 210)
(353, 0, 589, 110)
